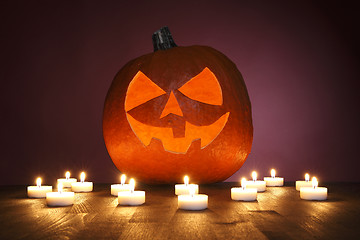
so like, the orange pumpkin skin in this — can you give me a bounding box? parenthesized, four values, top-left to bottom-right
(103, 29, 253, 184)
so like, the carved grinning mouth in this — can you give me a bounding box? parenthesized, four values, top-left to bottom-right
(126, 112, 230, 154)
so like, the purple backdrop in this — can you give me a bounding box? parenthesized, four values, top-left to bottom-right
(1, 0, 359, 185)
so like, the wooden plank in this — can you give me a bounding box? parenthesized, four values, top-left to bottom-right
(0, 183, 359, 239)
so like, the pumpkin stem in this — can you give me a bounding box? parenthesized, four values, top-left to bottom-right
(152, 26, 177, 51)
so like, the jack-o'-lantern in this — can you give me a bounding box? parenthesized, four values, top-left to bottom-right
(103, 27, 253, 184)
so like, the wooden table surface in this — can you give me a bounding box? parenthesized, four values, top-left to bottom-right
(0, 182, 359, 239)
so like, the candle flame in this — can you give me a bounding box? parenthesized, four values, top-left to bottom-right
(58, 182, 63, 193)
(130, 178, 135, 192)
(65, 171, 70, 180)
(184, 175, 189, 186)
(241, 177, 247, 189)
(305, 173, 310, 182)
(271, 169, 276, 178)
(120, 174, 126, 185)
(252, 171, 257, 181)
(189, 185, 196, 197)
(80, 172, 85, 183)
(36, 177, 41, 187)
(312, 177, 318, 189)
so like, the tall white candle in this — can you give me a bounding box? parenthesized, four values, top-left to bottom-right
(300, 177, 327, 201)
(111, 174, 132, 196)
(296, 173, 313, 191)
(245, 171, 266, 192)
(178, 185, 208, 210)
(71, 172, 93, 192)
(118, 178, 145, 206)
(175, 175, 199, 195)
(231, 178, 257, 201)
(46, 182, 74, 206)
(57, 171, 77, 188)
(27, 177, 52, 198)
(264, 169, 284, 187)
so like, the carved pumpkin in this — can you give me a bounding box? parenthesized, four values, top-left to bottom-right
(103, 27, 253, 184)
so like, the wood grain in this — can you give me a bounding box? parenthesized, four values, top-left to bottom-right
(0, 183, 359, 239)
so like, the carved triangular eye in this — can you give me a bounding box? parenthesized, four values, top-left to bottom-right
(125, 71, 166, 111)
(178, 67, 223, 105)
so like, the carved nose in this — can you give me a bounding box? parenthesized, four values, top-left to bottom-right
(160, 91, 183, 118)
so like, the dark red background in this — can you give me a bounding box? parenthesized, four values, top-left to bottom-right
(1, 0, 359, 185)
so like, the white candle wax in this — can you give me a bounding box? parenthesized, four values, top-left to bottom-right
(175, 184, 199, 195)
(245, 181, 266, 192)
(118, 191, 146, 205)
(118, 178, 145, 205)
(231, 178, 257, 201)
(296, 173, 312, 191)
(246, 171, 266, 192)
(57, 178, 77, 188)
(300, 187, 327, 200)
(57, 171, 77, 188)
(111, 184, 132, 196)
(46, 192, 75, 206)
(71, 182, 93, 192)
(296, 181, 313, 191)
(27, 177, 52, 198)
(111, 174, 132, 196)
(264, 177, 284, 186)
(264, 169, 284, 187)
(300, 177, 327, 200)
(27, 186, 52, 198)
(175, 175, 199, 195)
(178, 194, 208, 210)
(71, 172, 93, 192)
(231, 187, 257, 201)
(46, 183, 74, 206)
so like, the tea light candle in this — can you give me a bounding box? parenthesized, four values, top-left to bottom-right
(178, 185, 208, 210)
(71, 172, 93, 192)
(264, 169, 284, 187)
(27, 177, 52, 198)
(111, 174, 132, 196)
(118, 178, 145, 206)
(245, 171, 266, 192)
(296, 173, 313, 191)
(231, 178, 257, 201)
(300, 177, 327, 200)
(175, 175, 199, 195)
(57, 171, 77, 188)
(46, 183, 74, 206)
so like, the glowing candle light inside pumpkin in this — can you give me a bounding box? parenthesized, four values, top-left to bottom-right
(295, 173, 313, 191)
(178, 184, 208, 210)
(27, 177, 52, 198)
(111, 174, 132, 196)
(46, 182, 75, 206)
(118, 178, 145, 205)
(264, 169, 284, 187)
(245, 171, 266, 192)
(71, 172, 93, 192)
(175, 175, 199, 195)
(231, 177, 257, 201)
(57, 171, 77, 188)
(300, 177, 327, 200)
